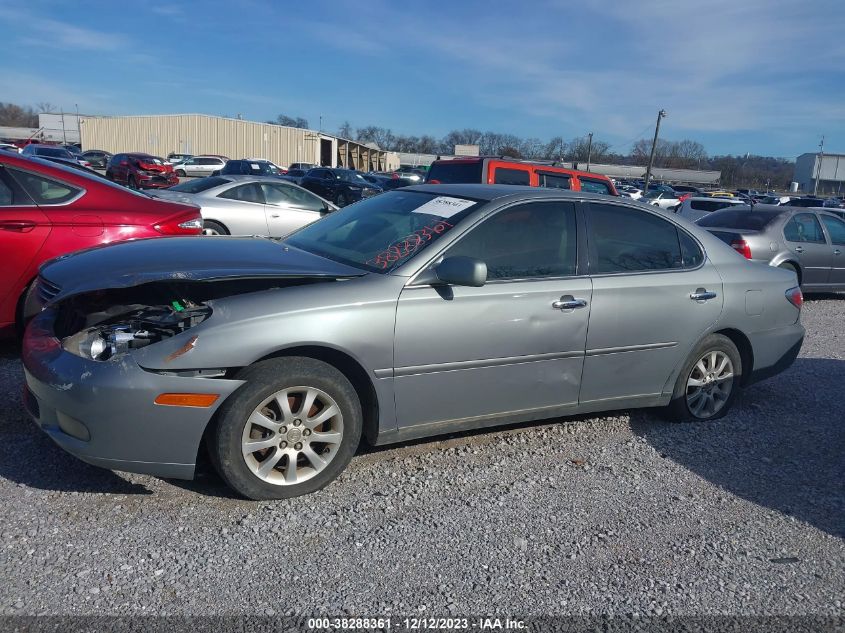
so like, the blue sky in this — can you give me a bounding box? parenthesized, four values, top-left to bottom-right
(0, 0, 843, 158)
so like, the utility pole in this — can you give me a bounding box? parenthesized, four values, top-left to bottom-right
(813, 135, 824, 196)
(586, 132, 593, 171)
(643, 109, 666, 193)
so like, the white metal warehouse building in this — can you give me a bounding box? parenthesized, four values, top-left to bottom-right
(79, 114, 399, 171)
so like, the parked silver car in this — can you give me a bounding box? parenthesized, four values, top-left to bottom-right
(152, 175, 335, 237)
(676, 196, 744, 223)
(697, 204, 845, 290)
(23, 186, 804, 500)
(172, 155, 227, 177)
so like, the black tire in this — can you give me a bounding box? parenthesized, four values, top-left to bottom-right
(14, 278, 39, 339)
(127, 175, 138, 190)
(175, 169, 186, 177)
(664, 334, 742, 422)
(202, 220, 229, 236)
(778, 261, 801, 285)
(335, 192, 349, 207)
(211, 357, 362, 500)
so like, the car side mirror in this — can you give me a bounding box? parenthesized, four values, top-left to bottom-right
(432, 256, 487, 287)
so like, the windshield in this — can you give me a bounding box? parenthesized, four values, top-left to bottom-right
(285, 190, 483, 273)
(168, 176, 231, 193)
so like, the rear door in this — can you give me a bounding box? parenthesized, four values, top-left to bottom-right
(212, 182, 270, 235)
(819, 213, 845, 285)
(538, 171, 572, 190)
(782, 213, 831, 285)
(0, 167, 51, 325)
(580, 201, 723, 404)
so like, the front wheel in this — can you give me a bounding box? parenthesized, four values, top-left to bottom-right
(664, 334, 742, 422)
(335, 192, 349, 207)
(211, 357, 362, 500)
(175, 169, 186, 177)
(127, 176, 138, 190)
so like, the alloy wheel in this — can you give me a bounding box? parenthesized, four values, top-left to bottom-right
(241, 386, 344, 485)
(685, 350, 734, 419)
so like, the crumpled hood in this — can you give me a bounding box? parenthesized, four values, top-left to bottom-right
(39, 236, 365, 302)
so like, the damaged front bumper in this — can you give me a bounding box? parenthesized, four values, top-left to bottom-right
(22, 308, 244, 479)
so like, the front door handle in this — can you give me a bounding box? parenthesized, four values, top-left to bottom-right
(794, 246, 804, 253)
(552, 295, 588, 310)
(834, 249, 841, 255)
(0, 220, 37, 232)
(690, 288, 717, 301)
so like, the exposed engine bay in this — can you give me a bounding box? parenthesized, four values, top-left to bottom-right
(51, 278, 332, 361)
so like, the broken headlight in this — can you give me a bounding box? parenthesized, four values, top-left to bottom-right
(62, 302, 211, 361)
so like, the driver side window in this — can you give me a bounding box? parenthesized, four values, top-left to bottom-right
(446, 202, 577, 280)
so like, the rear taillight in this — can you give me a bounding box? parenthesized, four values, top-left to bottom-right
(429, 179, 441, 184)
(730, 239, 752, 259)
(153, 210, 203, 235)
(677, 193, 692, 203)
(391, 172, 399, 179)
(785, 286, 803, 309)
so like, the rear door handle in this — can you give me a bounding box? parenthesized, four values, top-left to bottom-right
(0, 220, 37, 232)
(552, 295, 588, 310)
(834, 249, 841, 255)
(690, 288, 717, 301)
(794, 246, 804, 253)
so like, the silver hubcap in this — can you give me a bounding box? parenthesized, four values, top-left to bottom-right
(241, 386, 343, 486)
(202, 227, 220, 236)
(686, 350, 734, 418)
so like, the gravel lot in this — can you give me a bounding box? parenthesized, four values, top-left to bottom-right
(0, 296, 842, 620)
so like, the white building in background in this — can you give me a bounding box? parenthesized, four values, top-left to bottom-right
(794, 152, 845, 195)
(38, 112, 83, 144)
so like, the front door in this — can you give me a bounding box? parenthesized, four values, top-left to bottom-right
(260, 182, 324, 237)
(783, 213, 831, 286)
(393, 200, 591, 431)
(579, 201, 724, 404)
(819, 213, 845, 285)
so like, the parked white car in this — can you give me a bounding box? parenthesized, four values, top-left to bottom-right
(172, 155, 227, 177)
(676, 196, 745, 223)
(642, 190, 681, 210)
(618, 185, 642, 200)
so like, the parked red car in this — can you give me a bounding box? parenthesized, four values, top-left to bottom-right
(106, 153, 178, 190)
(0, 153, 202, 336)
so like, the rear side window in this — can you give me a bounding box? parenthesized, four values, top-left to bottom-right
(821, 215, 845, 245)
(425, 161, 483, 184)
(7, 168, 81, 205)
(587, 203, 684, 273)
(218, 183, 265, 204)
(580, 178, 612, 195)
(493, 168, 530, 186)
(447, 202, 577, 279)
(538, 172, 571, 190)
(679, 230, 704, 267)
(697, 209, 782, 229)
(784, 214, 825, 244)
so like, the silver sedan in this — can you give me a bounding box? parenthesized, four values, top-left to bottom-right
(153, 175, 336, 237)
(23, 186, 804, 500)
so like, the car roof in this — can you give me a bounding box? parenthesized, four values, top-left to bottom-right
(402, 183, 630, 205)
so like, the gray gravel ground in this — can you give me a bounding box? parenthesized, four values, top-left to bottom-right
(0, 296, 842, 619)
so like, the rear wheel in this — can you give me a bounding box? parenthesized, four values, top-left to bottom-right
(202, 220, 229, 236)
(175, 169, 186, 177)
(211, 357, 362, 500)
(664, 334, 742, 422)
(335, 192, 349, 207)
